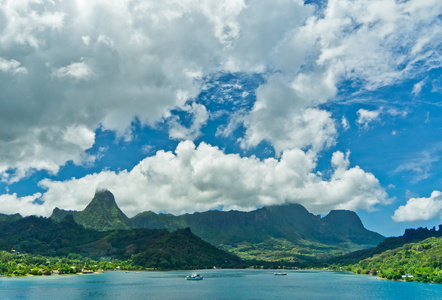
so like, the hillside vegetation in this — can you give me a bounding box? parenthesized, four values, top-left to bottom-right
(329, 225, 442, 265)
(0, 251, 138, 276)
(344, 236, 442, 283)
(0, 216, 243, 271)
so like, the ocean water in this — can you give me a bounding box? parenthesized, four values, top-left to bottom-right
(1, 269, 441, 299)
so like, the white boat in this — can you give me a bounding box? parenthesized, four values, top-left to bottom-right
(186, 273, 203, 280)
(274, 271, 287, 275)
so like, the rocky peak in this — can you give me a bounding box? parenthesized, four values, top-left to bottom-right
(76, 189, 132, 231)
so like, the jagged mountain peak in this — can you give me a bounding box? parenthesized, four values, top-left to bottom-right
(87, 188, 119, 209)
(50, 189, 132, 231)
(77, 189, 131, 231)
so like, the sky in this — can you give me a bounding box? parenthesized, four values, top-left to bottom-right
(0, 0, 441, 237)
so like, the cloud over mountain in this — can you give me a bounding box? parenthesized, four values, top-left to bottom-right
(13, 140, 388, 218)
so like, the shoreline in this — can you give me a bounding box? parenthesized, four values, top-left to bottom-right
(2, 268, 440, 284)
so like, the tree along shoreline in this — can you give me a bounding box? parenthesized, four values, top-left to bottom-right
(2, 235, 442, 284)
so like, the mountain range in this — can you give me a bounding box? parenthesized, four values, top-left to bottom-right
(50, 189, 385, 260)
(0, 214, 242, 270)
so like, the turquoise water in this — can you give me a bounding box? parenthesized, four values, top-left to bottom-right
(1, 269, 441, 299)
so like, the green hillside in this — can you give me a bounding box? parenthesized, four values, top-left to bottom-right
(345, 236, 442, 283)
(329, 225, 442, 265)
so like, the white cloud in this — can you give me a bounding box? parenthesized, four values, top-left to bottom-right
(392, 190, 442, 222)
(168, 102, 209, 141)
(0, 192, 43, 216)
(412, 79, 426, 96)
(0, 126, 97, 184)
(341, 116, 350, 131)
(0, 57, 27, 74)
(356, 108, 381, 129)
(63, 125, 95, 150)
(227, 0, 442, 152)
(51, 59, 95, 80)
(0, 0, 65, 48)
(232, 72, 338, 155)
(15, 141, 390, 218)
(81, 35, 90, 46)
(355, 107, 407, 130)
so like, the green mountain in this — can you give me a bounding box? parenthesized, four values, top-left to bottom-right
(330, 225, 442, 265)
(0, 215, 242, 270)
(51, 189, 131, 231)
(132, 203, 385, 260)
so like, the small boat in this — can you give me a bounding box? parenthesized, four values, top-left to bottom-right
(186, 273, 203, 280)
(274, 271, 287, 276)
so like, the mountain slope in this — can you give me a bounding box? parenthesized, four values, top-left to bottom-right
(330, 225, 442, 265)
(346, 235, 442, 283)
(76, 189, 131, 231)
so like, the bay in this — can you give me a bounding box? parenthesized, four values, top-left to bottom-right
(1, 269, 441, 299)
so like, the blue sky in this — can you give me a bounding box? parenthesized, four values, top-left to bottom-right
(0, 0, 441, 237)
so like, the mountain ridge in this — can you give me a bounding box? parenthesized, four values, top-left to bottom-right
(131, 202, 385, 260)
(49, 189, 385, 260)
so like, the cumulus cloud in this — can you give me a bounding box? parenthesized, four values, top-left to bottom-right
(1, 0, 234, 180)
(0, 192, 43, 216)
(237, 73, 338, 155)
(392, 191, 442, 222)
(14, 141, 389, 217)
(225, 0, 442, 151)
